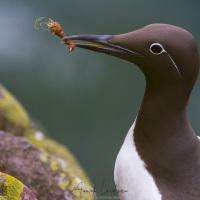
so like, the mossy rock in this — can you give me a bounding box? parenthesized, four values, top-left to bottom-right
(0, 85, 30, 136)
(0, 85, 94, 200)
(0, 172, 37, 200)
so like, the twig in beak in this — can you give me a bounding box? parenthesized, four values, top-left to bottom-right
(34, 17, 75, 52)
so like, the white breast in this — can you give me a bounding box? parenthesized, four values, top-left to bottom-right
(114, 121, 162, 200)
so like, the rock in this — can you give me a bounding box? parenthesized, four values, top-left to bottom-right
(0, 85, 94, 200)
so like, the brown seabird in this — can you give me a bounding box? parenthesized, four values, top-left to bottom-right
(63, 24, 200, 200)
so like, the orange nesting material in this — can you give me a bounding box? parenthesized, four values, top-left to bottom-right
(35, 17, 75, 52)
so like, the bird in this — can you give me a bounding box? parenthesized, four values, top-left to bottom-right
(63, 24, 200, 200)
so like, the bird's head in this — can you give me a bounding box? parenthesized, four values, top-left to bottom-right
(64, 24, 199, 98)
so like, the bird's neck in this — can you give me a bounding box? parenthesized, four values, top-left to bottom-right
(135, 83, 193, 140)
(136, 80, 191, 133)
(134, 83, 200, 172)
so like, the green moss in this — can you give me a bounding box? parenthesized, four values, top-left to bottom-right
(0, 173, 24, 200)
(50, 158, 60, 171)
(57, 173, 70, 190)
(0, 85, 30, 134)
(0, 197, 7, 200)
(39, 152, 49, 163)
(58, 179, 69, 190)
(5, 175, 23, 200)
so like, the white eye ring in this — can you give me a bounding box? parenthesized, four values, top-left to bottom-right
(149, 43, 166, 55)
(149, 42, 181, 78)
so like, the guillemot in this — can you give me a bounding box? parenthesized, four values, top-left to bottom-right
(63, 24, 200, 200)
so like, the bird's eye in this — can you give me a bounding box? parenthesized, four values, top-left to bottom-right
(149, 43, 166, 55)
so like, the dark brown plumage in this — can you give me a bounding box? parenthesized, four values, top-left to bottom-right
(63, 24, 200, 200)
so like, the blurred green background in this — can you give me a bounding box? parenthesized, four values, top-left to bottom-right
(0, 0, 200, 195)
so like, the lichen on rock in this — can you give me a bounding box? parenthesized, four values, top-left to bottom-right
(0, 172, 37, 200)
(0, 85, 94, 200)
(0, 85, 30, 136)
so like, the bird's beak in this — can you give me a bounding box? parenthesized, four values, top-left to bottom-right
(62, 34, 140, 57)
